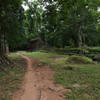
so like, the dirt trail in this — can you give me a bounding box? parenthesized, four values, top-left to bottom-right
(13, 54, 66, 100)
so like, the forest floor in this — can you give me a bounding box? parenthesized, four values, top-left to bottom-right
(12, 53, 66, 100)
(0, 54, 26, 100)
(0, 50, 100, 100)
(18, 51, 100, 100)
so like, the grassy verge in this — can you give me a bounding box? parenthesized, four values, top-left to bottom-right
(52, 63, 100, 100)
(22, 50, 100, 100)
(19, 51, 65, 63)
(0, 53, 26, 100)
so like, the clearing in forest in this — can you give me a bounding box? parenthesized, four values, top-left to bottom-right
(13, 54, 66, 100)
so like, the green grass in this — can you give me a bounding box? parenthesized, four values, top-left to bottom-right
(66, 55, 93, 64)
(52, 64, 100, 100)
(0, 53, 26, 100)
(88, 47, 100, 50)
(18, 51, 63, 58)
(8, 52, 19, 58)
(51, 58, 100, 100)
(19, 51, 65, 63)
(22, 50, 100, 100)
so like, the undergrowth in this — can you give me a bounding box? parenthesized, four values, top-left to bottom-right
(0, 53, 26, 100)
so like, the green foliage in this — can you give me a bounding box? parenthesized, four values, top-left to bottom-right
(23, 0, 43, 40)
(41, 0, 100, 47)
(1, 0, 100, 52)
(0, 0, 26, 51)
(87, 47, 100, 53)
(66, 55, 93, 64)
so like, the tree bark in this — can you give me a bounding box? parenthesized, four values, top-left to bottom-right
(0, 30, 10, 65)
(78, 26, 83, 47)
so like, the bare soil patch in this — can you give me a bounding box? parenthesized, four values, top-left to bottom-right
(12, 54, 66, 100)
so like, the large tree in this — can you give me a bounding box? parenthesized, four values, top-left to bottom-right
(41, 0, 100, 47)
(0, 0, 23, 64)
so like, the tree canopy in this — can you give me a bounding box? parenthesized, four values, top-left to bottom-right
(0, 0, 100, 55)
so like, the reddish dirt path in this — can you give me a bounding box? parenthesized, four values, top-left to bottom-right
(12, 54, 65, 100)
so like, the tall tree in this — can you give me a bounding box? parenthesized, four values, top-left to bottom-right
(42, 0, 100, 47)
(0, 0, 23, 64)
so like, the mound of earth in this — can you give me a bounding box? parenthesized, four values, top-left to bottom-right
(66, 56, 93, 64)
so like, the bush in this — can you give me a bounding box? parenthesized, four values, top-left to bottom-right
(53, 47, 89, 54)
(87, 47, 100, 54)
(66, 55, 93, 64)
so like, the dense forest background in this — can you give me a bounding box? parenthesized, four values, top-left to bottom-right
(0, 1, 100, 99)
(0, 0, 100, 54)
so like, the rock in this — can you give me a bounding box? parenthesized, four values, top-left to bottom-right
(93, 56, 100, 62)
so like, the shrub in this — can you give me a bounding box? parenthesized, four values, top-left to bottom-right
(66, 55, 93, 64)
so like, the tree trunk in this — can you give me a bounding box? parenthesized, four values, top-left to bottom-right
(0, 31, 11, 65)
(78, 26, 83, 47)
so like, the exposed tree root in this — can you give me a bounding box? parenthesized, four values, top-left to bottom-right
(0, 55, 13, 65)
(0, 55, 14, 74)
(0, 66, 9, 74)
